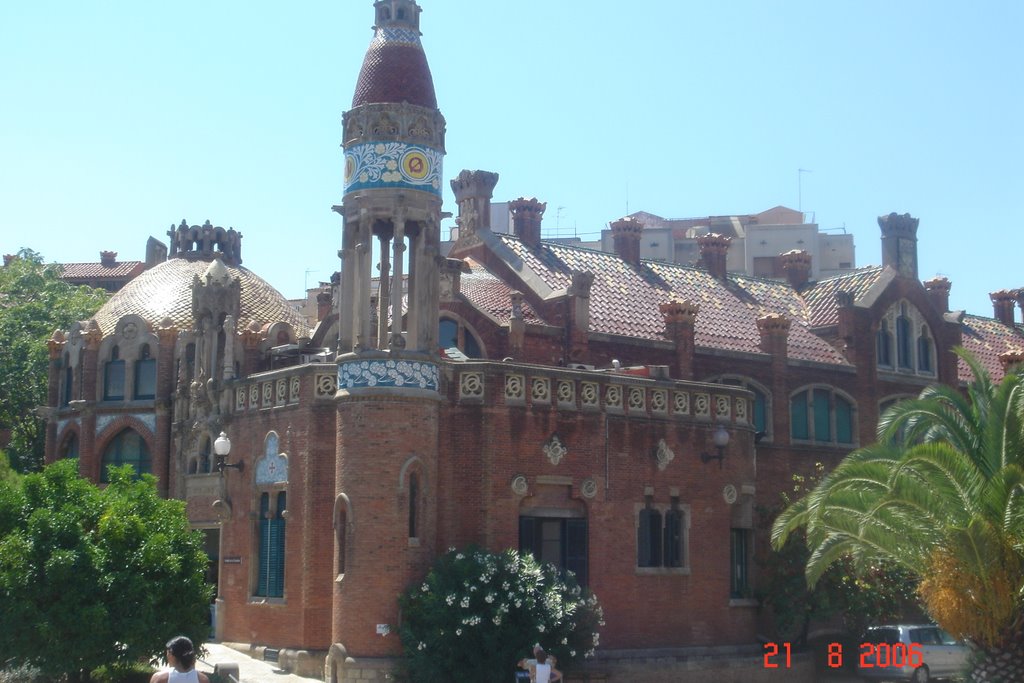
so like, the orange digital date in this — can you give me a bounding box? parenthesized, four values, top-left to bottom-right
(763, 642, 924, 669)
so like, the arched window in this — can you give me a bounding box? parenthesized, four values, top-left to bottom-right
(408, 472, 419, 539)
(256, 491, 286, 598)
(104, 346, 125, 401)
(877, 301, 935, 377)
(637, 503, 663, 567)
(896, 304, 912, 370)
(134, 344, 157, 399)
(876, 321, 893, 367)
(101, 429, 151, 482)
(636, 495, 688, 572)
(790, 386, 856, 446)
(917, 326, 933, 373)
(61, 433, 79, 460)
(439, 317, 482, 358)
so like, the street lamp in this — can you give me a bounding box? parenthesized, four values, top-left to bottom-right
(700, 424, 730, 469)
(214, 431, 244, 473)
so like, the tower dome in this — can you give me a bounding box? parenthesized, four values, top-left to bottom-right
(352, 0, 437, 109)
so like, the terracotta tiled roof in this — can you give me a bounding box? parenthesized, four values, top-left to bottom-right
(802, 266, 886, 328)
(485, 235, 850, 365)
(92, 258, 309, 338)
(352, 26, 437, 109)
(459, 260, 545, 324)
(958, 314, 1024, 383)
(60, 261, 144, 281)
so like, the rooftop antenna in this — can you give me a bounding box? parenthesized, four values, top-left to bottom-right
(304, 268, 318, 294)
(798, 168, 812, 213)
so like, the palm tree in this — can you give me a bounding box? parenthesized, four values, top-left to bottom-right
(772, 350, 1024, 682)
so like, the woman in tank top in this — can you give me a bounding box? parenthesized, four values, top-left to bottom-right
(149, 635, 211, 683)
(532, 648, 563, 683)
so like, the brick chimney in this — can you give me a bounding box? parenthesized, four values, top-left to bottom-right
(451, 170, 499, 240)
(757, 313, 791, 357)
(610, 217, 643, 267)
(878, 212, 919, 279)
(698, 233, 732, 279)
(780, 249, 812, 290)
(991, 290, 1017, 327)
(660, 300, 699, 380)
(316, 289, 332, 322)
(924, 277, 951, 313)
(568, 270, 594, 362)
(100, 251, 117, 267)
(999, 349, 1024, 375)
(509, 197, 546, 248)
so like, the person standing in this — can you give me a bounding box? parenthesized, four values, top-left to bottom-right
(149, 636, 211, 683)
(529, 647, 563, 683)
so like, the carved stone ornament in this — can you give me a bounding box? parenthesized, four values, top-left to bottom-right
(543, 434, 568, 466)
(723, 484, 738, 505)
(655, 438, 675, 471)
(511, 474, 529, 496)
(581, 478, 598, 499)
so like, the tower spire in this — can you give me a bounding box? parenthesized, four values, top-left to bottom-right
(335, 0, 446, 355)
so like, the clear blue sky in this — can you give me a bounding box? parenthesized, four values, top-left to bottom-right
(1, 1, 1021, 315)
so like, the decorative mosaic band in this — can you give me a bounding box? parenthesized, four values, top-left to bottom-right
(344, 142, 443, 197)
(375, 26, 422, 46)
(338, 358, 439, 392)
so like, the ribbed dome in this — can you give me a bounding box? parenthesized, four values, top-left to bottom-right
(352, 25, 437, 109)
(92, 258, 310, 338)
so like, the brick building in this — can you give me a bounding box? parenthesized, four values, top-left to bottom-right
(42, 1, 1024, 681)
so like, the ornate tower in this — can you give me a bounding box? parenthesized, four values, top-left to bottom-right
(335, 0, 446, 354)
(330, 2, 443, 678)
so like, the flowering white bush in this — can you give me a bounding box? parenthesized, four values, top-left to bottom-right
(398, 547, 603, 683)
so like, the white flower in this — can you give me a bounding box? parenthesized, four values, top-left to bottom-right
(421, 583, 429, 592)
(417, 642, 426, 651)
(538, 625, 545, 633)
(493, 615, 502, 625)
(562, 638, 568, 645)
(485, 594, 495, 603)
(460, 596, 470, 609)
(446, 594, 456, 606)
(456, 628, 462, 636)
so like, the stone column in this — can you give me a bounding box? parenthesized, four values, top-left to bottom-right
(377, 232, 391, 349)
(390, 211, 407, 349)
(155, 321, 179, 497)
(80, 321, 102, 480)
(509, 291, 525, 360)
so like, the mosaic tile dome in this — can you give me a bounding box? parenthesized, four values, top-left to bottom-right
(91, 257, 309, 338)
(352, 11, 437, 109)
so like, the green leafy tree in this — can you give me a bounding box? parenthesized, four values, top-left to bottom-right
(398, 547, 603, 683)
(0, 249, 108, 472)
(758, 465, 920, 648)
(772, 350, 1024, 682)
(0, 460, 212, 682)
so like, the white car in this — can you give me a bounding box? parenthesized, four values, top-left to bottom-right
(858, 624, 969, 682)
